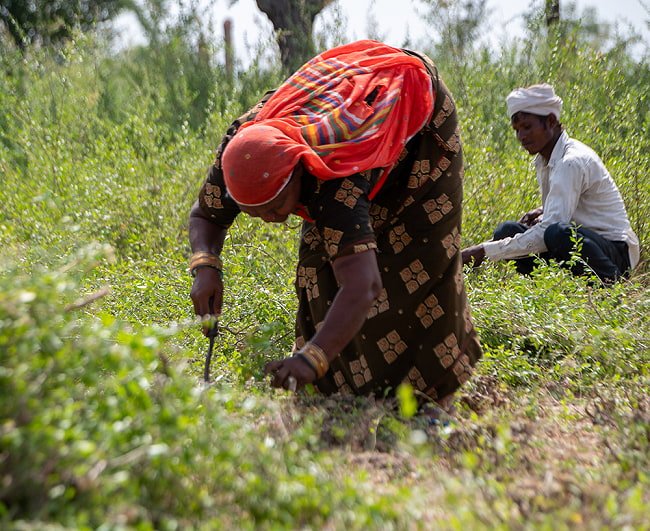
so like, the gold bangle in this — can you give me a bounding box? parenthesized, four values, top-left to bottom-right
(299, 341, 329, 379)
(190, 252, 222, 267)
(189, 252, 222, 275)
(190, 257, 222, 271)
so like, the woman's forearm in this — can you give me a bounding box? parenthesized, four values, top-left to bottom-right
(189, 200, 228, 255)
(310, 251, 382, 361)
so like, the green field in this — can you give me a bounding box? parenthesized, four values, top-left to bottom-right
(1, 13, 649, 530)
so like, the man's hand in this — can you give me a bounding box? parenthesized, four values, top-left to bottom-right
(461, 244, 486, 268)
(519, 207, 543, 227)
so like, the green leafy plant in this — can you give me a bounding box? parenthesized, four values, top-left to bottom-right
(1, 10, 649, 529)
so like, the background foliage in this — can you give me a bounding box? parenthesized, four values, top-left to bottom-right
(1, 1, 649, 528)
(0, 0, 127, 48)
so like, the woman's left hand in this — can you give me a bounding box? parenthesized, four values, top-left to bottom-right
(264, 355, 317, 391)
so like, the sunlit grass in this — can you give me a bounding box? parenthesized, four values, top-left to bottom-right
(1, 25, 648, 530)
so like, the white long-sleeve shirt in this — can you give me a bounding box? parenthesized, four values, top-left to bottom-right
(483, 131, 640, 269)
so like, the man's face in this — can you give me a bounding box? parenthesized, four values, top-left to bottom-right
(511, 112, 555, 155)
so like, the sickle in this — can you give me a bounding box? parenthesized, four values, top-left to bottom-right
(203, 321, 218, 383)
(203, 295, 218, 383)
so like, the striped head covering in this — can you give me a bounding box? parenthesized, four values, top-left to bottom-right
(506, 83, 563, 120)
(222, 40, 434, 206)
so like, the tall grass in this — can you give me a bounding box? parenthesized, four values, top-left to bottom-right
(1, 18, 649, 529)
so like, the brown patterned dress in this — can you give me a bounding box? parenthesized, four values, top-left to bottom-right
(197, 50, 482, 402)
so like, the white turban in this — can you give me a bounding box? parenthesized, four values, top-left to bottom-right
(506, 83, 563, 119)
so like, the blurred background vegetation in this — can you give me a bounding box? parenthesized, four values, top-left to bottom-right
(1, 0, 649, 528)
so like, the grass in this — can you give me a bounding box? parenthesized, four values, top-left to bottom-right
(1, 20, 649, 530)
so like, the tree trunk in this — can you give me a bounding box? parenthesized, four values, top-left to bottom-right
(545, 0, 560, 26)
(224, 18, 234, 84)
(256, 0, 334, 74)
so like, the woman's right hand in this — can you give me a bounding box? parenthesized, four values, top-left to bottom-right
(190, 266, 224, 336)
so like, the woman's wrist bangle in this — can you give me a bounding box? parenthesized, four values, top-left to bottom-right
(296, 352, 319, 378)
(297, 341, 329, 379)
(190, 264, 223, 278)
(190, 252, 223, 277)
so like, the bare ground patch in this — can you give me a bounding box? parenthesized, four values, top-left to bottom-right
(262, 376, 649, 528)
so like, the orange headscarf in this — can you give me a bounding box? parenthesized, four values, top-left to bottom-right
(222, 40, 434, 206)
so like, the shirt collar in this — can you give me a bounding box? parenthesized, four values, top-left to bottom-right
(534, 130, 569, 170)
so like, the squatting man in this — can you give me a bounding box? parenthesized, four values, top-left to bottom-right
(461, 83, 639, 284)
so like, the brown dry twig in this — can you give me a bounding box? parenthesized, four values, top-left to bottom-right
(64, 286, 111, 312)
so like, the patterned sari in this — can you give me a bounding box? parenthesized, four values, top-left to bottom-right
(293, 51, 481, 401)
(197, 43, 482, 403)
